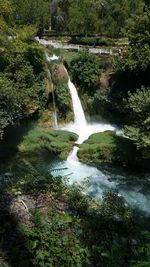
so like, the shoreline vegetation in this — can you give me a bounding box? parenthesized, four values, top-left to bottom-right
(0, 0, 150, 266)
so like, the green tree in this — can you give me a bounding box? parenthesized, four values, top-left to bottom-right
(70, 50, 102, 95)
(115, 9, 150, 73)
(124, 87, 150, 158)
(68, 0, 99, 35)
(12, 0, 50, 27)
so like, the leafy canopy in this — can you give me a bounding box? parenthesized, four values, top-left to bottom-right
(70, 50, 102, 96)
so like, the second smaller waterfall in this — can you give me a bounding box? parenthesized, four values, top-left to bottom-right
(47, 70, 58, 129)
(52, 89, 58, 129)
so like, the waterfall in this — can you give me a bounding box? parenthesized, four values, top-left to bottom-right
(45, 54, 59, 129)
(46, 52, 59, 61)
(52, 89, 58, 129)
(37, 46, 150, 214)
(68, 78, 87, 127)
(47, 70, 58, 129)
(66, 74, 115, 163)
(51, 69, 150, 215)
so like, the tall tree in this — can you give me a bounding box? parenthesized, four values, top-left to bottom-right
(68, 0, 99, 35)
(12, 0, 50, 27)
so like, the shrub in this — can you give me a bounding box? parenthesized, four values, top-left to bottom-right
(70, 49, 102, 96)
(18, 210, 90, 267)
(71, 37, 114, 46)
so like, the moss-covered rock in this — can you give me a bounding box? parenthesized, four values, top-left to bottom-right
(48, 61, 73, 122)
(78, 131, 150, 170)
(18, 128, 78, 160)
(50, 62, 68, 85)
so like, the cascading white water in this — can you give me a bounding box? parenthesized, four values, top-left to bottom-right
(68, 79, 87, 126)
(51, 89, 58, 129)
(46, 54, 59, 129)
(46, 53, 59, 61)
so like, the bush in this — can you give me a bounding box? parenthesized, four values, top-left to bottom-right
(71, 37, 114, 46)
(15, 210, 90, 267)
(67, 186, 89, 215)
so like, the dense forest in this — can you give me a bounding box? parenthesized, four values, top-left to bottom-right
(0, 0, 150, 267)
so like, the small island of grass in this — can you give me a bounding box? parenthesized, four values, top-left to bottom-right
(19, 128, 78, 160)
(78, 131, 150, 171)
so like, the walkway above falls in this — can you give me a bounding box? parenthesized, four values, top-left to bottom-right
(36, 37, 119, 55)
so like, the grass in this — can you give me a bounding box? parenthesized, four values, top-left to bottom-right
(18, 128, 78, 160)
(78, 131, 150, 170)
(83, 130, 116, 145)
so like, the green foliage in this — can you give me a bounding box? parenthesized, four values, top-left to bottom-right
(66, 0, 145, 37)
(68, 0, 99, 35)
(70, 50, 102, 96)
(48, 60, 73, 120)
(0, 0, 147, 39)
(8, 159, 64, 194)
(115, 10, 150, 73)
(115, 44, 150, 72)
(0, 40, 47, 138)
(127, 87, 150, 121)
(13, 26, 37, 42)
(78, 131, 150, 170)
(0, 77, 22, 138)
(100, 191, 133, 221)
(19, 211, 89, 267)
(66, 186, 89, 215)
(55, 82, 73, 119)
(124, 87, 150, 158)
(71, 36, 115, 46)
(93, 87, 111, 117)
(20, 128, 78, 159)
(111, 9, 150, 159)
(12, 0, 50, 27)
(125, 9, 150, 47)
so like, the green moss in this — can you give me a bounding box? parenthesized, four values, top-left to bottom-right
(47, 60, 73, 122)
(19, 128, 78, 160)
(55, 82, 73, 121)
(78, 131, 150, 170)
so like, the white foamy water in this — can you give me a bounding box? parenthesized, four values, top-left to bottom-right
(64, 121, 115, 144)
(68, 79, 87, 127)
(46, 53, 59, 61)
